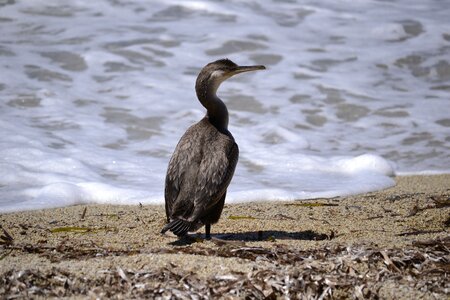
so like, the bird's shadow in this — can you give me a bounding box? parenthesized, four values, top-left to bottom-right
(168, 229, 333, 246)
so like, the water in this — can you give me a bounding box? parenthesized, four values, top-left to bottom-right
(1, 0, 449, 213)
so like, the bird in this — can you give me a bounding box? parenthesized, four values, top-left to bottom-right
(161, 59, 265, 239)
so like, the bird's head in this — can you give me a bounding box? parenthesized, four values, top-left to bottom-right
(196, 59, 265, 96)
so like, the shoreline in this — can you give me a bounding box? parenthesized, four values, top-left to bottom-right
(1, 174, 449, 298)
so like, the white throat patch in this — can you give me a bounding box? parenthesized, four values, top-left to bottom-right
(210, 70, 225, 79)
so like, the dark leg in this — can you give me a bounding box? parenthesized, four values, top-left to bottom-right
(205, 224, 211, 240)
(201, 192, 226, 240)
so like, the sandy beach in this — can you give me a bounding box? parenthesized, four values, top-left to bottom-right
(1, 174, 449, 299)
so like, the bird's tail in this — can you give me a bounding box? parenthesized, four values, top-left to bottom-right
(161, 219, 193, 237)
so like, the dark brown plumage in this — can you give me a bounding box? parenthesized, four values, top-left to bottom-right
(161, 59, 265, 239)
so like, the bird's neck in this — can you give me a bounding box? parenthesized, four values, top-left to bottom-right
(196, 83, 229, 132)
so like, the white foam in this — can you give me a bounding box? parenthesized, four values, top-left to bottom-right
(371, 23, 409, 41)
(0, 0, 448, 213)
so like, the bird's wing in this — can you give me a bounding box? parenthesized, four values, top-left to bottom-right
(165, 126, 238, 223)
(164, 168, 179, 223)
(189, 137, 238, 219)
(164, 130, 195, 222)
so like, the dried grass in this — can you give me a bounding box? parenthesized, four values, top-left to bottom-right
(1, 237, 448, 299)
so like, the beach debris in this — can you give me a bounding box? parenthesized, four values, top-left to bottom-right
(380, 250, 401, 272)
(364, 215, 383, 220)
(133, 208, 147, 225)
(116, 267, 130, 283)
(284, 202, 338, 207)
(1, 241, 448, 299)
(51, 226, 92, 233)
(105, 213, 120, 220)
(404, 193, 450, 217)
(2, 239, 140, 263)
(228, 215, 257, 220)
(80, 207, 87, 220)
(0, 249, 13, 261)
(397, 229, 444, 236)
(406, 203, 420, 217)
(308, 216, 332, 225)
(50, 226, 118, 234)
(386, 194, 407, 202)
(18, 224, 29, 235)
(272, 213, 295, 220)
(210, 237, 246, 247)
(0, 227, 14, 261)
(429, 194, 450, 208)
(0, 226, 14, 246)
(412, 236, 450, 254)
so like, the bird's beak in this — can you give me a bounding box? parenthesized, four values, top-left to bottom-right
(232, 65, 266, 75)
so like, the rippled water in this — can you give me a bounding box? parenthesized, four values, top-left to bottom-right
(0, 0, 449, 212)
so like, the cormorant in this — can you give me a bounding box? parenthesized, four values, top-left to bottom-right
(161, 59, 265, 239)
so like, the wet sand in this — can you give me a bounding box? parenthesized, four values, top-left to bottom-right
(1, 174, 449, 299)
